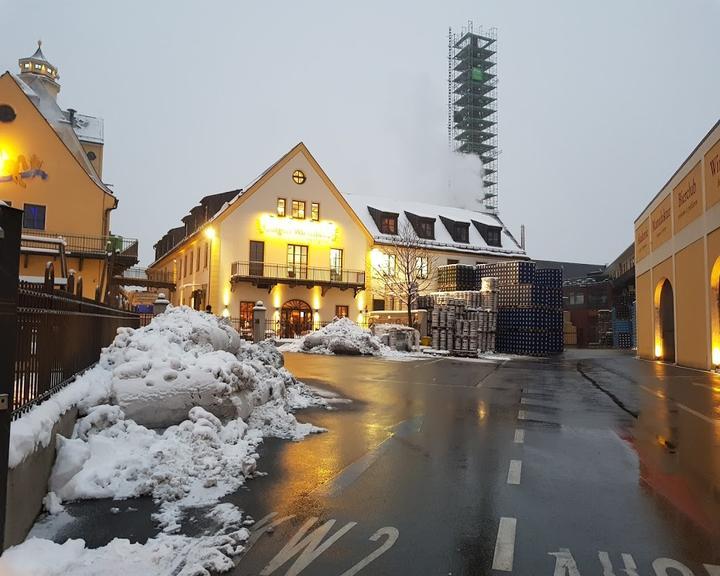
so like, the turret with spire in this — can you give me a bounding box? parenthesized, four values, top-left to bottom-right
(18, 41, 60, 96)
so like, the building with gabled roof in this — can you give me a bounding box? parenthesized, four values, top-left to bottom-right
(150, 142, 527, 335)
(0, 42, 138, 300)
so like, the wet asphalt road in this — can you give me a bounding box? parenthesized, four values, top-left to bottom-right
(225, 351, 720, 576)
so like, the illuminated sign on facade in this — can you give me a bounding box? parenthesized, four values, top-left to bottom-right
(258, 214, 337, 244)
(0, 152, 47, 187)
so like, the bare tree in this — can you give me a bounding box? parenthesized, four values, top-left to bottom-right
(372, 222, 436, 327)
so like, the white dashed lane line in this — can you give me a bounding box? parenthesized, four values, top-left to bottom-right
(492, 517, 517, 571)
(507, 459, 522, 485)
(517, 409, 527, 420)
(514, 429, 525, 444)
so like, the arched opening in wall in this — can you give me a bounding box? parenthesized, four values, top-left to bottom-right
(280, 299, 313, 338)
(654, 278, 675, 362)
(710, 258, 720, 367)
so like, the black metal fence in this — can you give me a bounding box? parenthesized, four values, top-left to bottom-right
(12, 282, 141, 419)
(21, 230, 139, 259)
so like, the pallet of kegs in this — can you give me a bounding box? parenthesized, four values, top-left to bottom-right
(477, 261, 535, 286)
(437, 264, 477, 292)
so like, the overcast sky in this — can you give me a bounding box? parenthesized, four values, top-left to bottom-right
(2, 0, 719, 265)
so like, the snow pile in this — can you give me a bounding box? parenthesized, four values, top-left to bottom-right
(286, 318, 387, 356)
(0, 502, 250, 576)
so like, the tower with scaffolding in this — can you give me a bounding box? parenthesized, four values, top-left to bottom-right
(449, 22, 499, 213)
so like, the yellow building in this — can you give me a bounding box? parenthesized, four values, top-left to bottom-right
(0, 43, 137, 299)
(635, 119, 720, 369)
(150, 142, 527, 336)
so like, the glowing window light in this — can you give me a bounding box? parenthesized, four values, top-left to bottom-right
(258, 214, 336, 244)
(713, 347, 720, 367)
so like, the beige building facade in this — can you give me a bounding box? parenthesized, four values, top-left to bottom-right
(150, 143, 527, 337)
(635, 120, 720, 369)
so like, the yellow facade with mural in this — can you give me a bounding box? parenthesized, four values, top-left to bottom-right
(634, 119, 720, 370)
(0, 44, 136, 299)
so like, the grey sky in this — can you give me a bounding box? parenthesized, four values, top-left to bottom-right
(2, 0, 719, 266)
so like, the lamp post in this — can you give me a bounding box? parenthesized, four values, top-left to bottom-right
(204, 227, 215, 312)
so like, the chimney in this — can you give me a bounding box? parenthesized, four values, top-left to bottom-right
(520, 224, 526, 250)
(67, 108, 77, 127)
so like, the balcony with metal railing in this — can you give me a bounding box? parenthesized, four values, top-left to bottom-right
(230, 261, 365, 295)
(111, 266, 176, 289)
(21, 230, 139, 261)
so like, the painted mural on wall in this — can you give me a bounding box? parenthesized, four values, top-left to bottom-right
(0, 153, 47, 187)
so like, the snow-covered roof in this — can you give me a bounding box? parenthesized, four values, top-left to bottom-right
(10, 73, 112, 196)
(70, 112, 104, 144)
(344, 193, 526, 258)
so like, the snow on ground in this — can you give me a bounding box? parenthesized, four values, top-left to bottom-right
(2, 306, 326, 575)
(278, 317, 389, 356)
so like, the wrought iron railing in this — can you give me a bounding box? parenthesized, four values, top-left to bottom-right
(13, 282, 141, 419)
(22, 230, 139, 259)
(114, 266, 175, 284)
(230, 261, 365, 285)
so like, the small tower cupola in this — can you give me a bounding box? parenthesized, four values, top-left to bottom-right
(19, 41, 59, 85)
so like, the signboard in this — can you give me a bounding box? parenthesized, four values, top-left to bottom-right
(651, 195, 672, 251)
(258, 214, 337, 244)
(705, 139, 720, 210)
(673, 162, 702, 233)
(635, 217, 650, 262)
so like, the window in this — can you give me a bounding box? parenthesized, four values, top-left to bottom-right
(311, 202, 320, 221)
(473, 221, 502, 247)
(23, 204, 46, 230)
(196, 246, 200, 271)
(416, 256, 428, 279)
(292, 200, 306, 219)
(373, 298, 385, 311)
(238, 301, 255, 329)
(204, 242, 209, 269)
(287, 244, 308, 279)
(0, 105, 16, 123)
(335, 305, 349, 318)
(417, 220, 434, 239)
(184, 254, 188, 277)
(380, 215, 397, 234)
(86, 150, 97, 161)
(330, 248, 343, 281)
(277, 198, 286, 217)
(387, 254, 396, 275)
(249, 241, 265, 276)
(447, 259, 459, 265)
(455, 224, 469, 243)
(292, 170, 306, 184)
(189, 250, 193, 274)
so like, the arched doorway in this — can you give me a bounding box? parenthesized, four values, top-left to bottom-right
(280, 299, 313, 338)
(710, 258, 720, 366)
(655, 279, 675, 362)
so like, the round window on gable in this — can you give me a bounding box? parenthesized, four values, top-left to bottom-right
(87, 151, 97, 161)
(292, 169, 306, 185)
(0, 105, 16, 123)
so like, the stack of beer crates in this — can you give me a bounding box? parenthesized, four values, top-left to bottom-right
(477, 261, 563, 356)
(437, 264, 478, 292)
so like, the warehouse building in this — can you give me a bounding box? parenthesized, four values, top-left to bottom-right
(635, 120, 720, 369)
(149, 143, 527, 337)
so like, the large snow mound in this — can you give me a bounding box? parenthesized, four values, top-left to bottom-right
(286, 318, 387, 356)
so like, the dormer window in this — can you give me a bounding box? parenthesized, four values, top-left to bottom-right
(405, 211, 435, 240)
(472, 220, 502, 247)
(440, 216, 470, 244)
(380, 215, 397, 234)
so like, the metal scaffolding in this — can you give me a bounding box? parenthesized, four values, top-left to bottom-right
(449, 21, 499, 213)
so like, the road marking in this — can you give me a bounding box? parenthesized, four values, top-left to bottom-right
(520, 397, 533, 405)
(492, 517, 517, 571)
(653, 558, 695, 576)
(691, 381, 720, 392)
(704, 564, 720, 576)
(518, 409, 527, 420)
(514, 429, 525, 444)
(313, 416, 423, 498)
(507, 459, 522, 485)
(639, 385, 716, 424)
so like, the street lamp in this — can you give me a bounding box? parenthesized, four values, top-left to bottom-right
(204, 227, 215, 311)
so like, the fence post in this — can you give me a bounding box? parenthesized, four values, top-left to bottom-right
(0, 204, 22, 551)
(252, 300, 267, 343)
